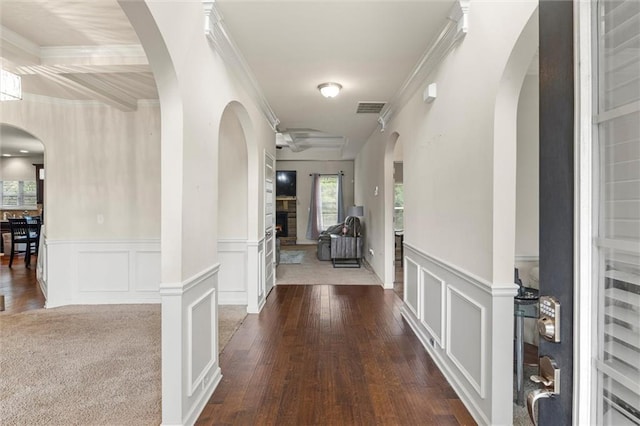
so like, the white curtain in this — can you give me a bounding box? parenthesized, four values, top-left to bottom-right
(337, 173, 345, 224)
(306, 173, 345, 239)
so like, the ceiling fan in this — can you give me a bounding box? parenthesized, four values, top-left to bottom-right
(275, 128, 345, 152)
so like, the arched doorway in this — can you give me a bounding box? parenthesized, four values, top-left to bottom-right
(0, 123, 47, 309)
(217, 102, 250, 306)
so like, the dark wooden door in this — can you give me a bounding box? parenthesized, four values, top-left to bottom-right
(538, 1, 574, 424)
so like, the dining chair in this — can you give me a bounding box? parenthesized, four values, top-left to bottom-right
(8, 218, 40, 268)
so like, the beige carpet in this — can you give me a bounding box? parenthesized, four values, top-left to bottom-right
(276, 244, 382, 285)
(0, 304, 247, 426)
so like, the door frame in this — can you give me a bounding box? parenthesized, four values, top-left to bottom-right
(574, 0, 595, 424)
(264, 150, 276, 297)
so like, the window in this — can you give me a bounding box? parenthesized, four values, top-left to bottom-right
(394, 183, 404, 230)
(319, 175, 338, 229)
(593, 1, 640, 424)
(0, 180, 37, 208)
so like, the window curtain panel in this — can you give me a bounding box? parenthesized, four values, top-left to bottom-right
(306, 173, 321, 240)
(337, 173, 345, 223)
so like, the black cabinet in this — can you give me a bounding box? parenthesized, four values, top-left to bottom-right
(33, 163, 44, 205)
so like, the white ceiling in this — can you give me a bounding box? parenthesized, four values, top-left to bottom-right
(1, 1, 456, 160)
(0, 0, 156, 108)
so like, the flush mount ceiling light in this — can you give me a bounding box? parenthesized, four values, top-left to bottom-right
(318, 82, 342, 98)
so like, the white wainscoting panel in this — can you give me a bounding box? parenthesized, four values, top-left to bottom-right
(135, 251, 162, 292)
(77, 251, 130, 292)
(45, 239, 161, 307)
(446, 285, 485, 397)
(160, 264, 222, 426)
(421, 267, 446, 348)
(218, 239, 248, 305)
(247, 239, 265, 313)
(404, 256, 419, 317)
(188, 287, 216, 397)
(400, 243, 518, 426)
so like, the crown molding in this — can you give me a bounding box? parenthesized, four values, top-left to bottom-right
(203, 2, 280, 131)
(377, 0, 469, 131)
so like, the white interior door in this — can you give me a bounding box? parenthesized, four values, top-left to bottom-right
(264, 152, 276, 296)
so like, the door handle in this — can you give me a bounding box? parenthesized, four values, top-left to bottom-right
(527, 389, 554, 426)
(527, 356, 560, 426)
(265, 231, 272, 237)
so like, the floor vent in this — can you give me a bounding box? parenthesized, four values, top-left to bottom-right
(356, 102, 386, 114)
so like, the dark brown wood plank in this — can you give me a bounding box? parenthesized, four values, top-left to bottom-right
(0, 254, 45, 314)
(197, 284, 476, 426)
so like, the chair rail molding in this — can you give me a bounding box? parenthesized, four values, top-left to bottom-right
(377, 0, 469, 131)
(204, 2, 280, 131)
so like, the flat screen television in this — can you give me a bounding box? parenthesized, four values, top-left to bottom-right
(276, 170, 296, 197)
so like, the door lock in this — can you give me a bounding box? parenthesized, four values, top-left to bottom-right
(537, 296, 560, 342)
(527, 356, 560, 426)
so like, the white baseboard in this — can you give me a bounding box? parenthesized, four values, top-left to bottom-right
(182, 367, 222, 426)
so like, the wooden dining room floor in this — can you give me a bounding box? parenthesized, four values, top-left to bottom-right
(0, 254, 45, 314)
(197, 285, 476, 426)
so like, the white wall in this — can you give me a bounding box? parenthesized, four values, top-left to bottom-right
(218, 108, 248, 241)
(393, 136, 404, 162)
(355, 2, 537, 424)
(276, 160, 354, 245)
(515, 74, 539, 258)
(1, 99, 161, 240)
(1, 155, 44, 181)
(218, 105, 250, 305)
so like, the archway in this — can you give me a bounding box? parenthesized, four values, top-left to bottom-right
(491, 6, 538, 423)
(0, 123, 47, 306)
(493, 7, 539, 284)
(217, 102, 250, 306)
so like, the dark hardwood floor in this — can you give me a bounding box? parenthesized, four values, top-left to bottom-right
(0, 254, 45, 314)
(393, 245, 403, 300)
(197, 285, 476, 426)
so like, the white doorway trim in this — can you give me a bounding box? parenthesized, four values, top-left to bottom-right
(574, 1, 595, 424)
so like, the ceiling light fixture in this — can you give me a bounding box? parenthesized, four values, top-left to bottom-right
(20, 150, 29, 153)
(2, 154, 11, 157)
(318, 82, 342, 98)
(0, 68, 22, 101)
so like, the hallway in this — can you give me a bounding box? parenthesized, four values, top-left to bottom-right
(197, 285, 475, 425)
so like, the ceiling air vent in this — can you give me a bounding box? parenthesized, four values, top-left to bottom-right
(356, 102, 386, 114)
